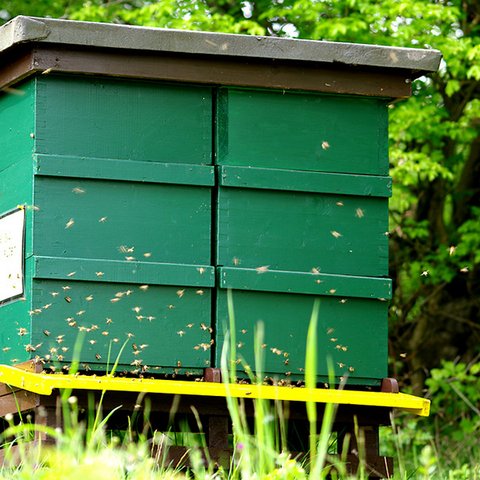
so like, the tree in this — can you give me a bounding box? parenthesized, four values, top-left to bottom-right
(1, 1, 479, 393)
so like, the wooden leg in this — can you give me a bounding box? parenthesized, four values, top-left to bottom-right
(207, 415, 231, 468)
(338, 424, 393, 479)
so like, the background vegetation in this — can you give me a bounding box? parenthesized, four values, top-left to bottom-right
(0, 0, 479, 476)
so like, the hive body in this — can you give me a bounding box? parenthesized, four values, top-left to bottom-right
(0, 16, 441, 386)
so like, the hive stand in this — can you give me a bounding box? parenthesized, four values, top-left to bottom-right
(0, 362, 429, 478)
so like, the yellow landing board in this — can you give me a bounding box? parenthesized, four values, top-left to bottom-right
(0, 365, 429, 416)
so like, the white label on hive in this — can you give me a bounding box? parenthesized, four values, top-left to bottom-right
(0, 208, 25, 304)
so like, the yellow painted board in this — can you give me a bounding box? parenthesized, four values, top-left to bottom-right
(0, 365, 430, 416)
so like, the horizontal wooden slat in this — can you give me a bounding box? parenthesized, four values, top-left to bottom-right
(0, 390, 39, 417)
(0, 365, 430, 416)
(2, 47, 413, 98)
(219, 165, 392, 197)
(218, 267, 391, 299)
(33, 256, 215, 287)
(35, 155, 215, 186)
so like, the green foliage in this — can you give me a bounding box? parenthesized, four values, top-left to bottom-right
(383, 360, 480, 476)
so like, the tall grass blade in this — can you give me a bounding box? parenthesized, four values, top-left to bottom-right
(305, 297, 320, 465)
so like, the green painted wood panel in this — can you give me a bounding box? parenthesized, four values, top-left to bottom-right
(216, 290, 388, 385)
(31, 279, 212, 372)
(35, 155, 215, 187)
(219, 166, 392, 198)
(34, 257, 215, 288)
(33, 177, 211, 266)
(0, 81, 36, 365)
(217, 187, 388, 277)
(35, 76, 212, 164)
(216, 88, 389, 175)
(219, 267, 391, 299)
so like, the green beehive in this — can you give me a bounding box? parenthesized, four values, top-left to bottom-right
(0, 17, 441, 385)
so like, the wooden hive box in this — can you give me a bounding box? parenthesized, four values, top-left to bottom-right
(0, 16, 441, 385)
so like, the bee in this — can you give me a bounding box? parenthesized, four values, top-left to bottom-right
(67, 271, 76, 277)
(85, 295, 94, 301)
(197, 267, 206, 274)
(72, 187, 85, 194)
(176, 289, 185, 298)
(256, 265, 269, 274)
(196, 290, 204, 295)
(95, 272, 104, 277)
(330, 231, 342, 238)
(355, 208, 364, 218)
(139, 285, 149, 291)
(65, 218, 75, 229)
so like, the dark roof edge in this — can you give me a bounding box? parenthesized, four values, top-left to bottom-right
(0, 16, 442, 76)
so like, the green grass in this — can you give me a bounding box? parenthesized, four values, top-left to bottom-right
(0, 295, 479, 478)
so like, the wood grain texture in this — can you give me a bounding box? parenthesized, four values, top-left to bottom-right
(34, 75, 212, 163)
(33, 257, 215, 288)
(33, 177, 212, 266)
(219, 268, 391, 299)
(219, 165, 392, 197)
(216, 88, 389, 175)
(216, 290, 388, 385)
(0, 80, 36, 366)
(0, 46, 412, 97)
(217, 187, 388, 277)
(31, 279, 213, 371)
(35, 155, 215, 186)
